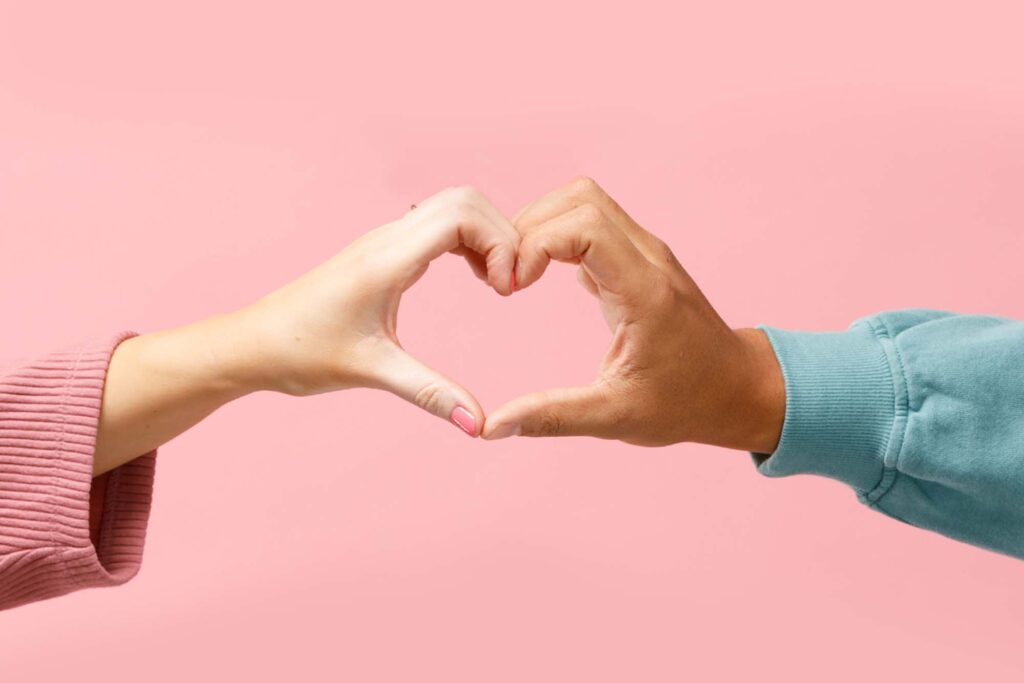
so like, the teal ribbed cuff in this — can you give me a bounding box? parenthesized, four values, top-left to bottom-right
(754, 323, 898, 494)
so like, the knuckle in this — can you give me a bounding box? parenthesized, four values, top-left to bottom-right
(604, 401, 633, 433)
(593, 382, 632, 431)
(656, 239, 680, 267)
(412, 382, 446, 415)
(644, 271, 678, 309)
(518, 232, 538, 255)
(567, 175, 603, 199)
(518, 238, 544, 268)
(447, 185, 481, 206)
(533, 412, 566, 437)
(448, 203, 479, 227)
(575, 202, 604, 226)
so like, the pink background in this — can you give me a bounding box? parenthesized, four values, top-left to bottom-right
(2, 1, 1023, 680)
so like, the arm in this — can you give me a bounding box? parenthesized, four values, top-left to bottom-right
(94, 185, 518, 475)
(486, 176, 1024, 559)
(0, 334, 156, 611)
(2, 186, 518, 610)
(92, 317, 252, 476)
(483, 176, 785, 453)
(758, 311, 1024, 558)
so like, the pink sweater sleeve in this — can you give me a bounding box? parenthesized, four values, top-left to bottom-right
(0, 333, 156, 611)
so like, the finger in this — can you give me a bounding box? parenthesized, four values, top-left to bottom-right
(482, 384, 614, 440)
(451, 246, 489, 283)
(515, 177, 674, 274)
(405, 187, 518, 296)
(510, 193, 543, 225)
(441, 188, 521, 278)
(576, 266, 599, 297)
(465, 188, 520, 250)
(515, 203, 653, 298)
(373, 345, 484, 437)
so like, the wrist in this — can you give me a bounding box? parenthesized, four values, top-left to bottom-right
(95, 317, 259, 474)
(220, 300, 354, 396)
(140, 311, 270, 401)
(170, 311, 269, 398)
(728, 328, 786, 454)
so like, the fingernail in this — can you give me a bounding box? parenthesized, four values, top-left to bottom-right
(484, 421, 521, 440)
(509, 270, 516, 293)
(450, 406, 477, 437)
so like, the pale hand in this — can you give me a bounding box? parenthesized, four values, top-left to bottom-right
(95, 187, 517, 474)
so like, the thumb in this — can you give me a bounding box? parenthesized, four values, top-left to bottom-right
(482, 384, 614, 440)
(373, 346, 484, 437)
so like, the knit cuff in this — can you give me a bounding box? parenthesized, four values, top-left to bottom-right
(753, 324, 897, 494)
(0, 333, 156, 610)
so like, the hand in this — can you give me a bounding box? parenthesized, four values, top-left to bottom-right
(96, 186, 516, 474)
(235, 185, 518, 434)
(481, 177, 785, 453)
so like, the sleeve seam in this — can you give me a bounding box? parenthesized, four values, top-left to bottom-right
(52, 343, 85, 591)
(860, 317, 912, 506)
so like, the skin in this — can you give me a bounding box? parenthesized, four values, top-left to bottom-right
(93, 186, 518, 475)
(481, 177, 785, 454)
(93, 178, 786, 476)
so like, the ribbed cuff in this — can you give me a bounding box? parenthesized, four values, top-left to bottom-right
(0, 333, 156, 611)
(753, 323, 897, 494)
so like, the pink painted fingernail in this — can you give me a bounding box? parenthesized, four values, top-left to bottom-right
(450, 406, 477, 437)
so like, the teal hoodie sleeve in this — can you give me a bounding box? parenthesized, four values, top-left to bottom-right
(756, 310, 1024, 558)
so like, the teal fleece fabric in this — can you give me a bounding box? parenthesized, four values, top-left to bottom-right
(757, 310, 1024, 558)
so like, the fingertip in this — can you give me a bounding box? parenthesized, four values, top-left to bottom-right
(511, 237, 552, 292)
(490, 268, 516, 297)
(487, 269, 513, 297)
(483, 242, 519, 296)
(514, 255, 527, 292)
(450, 405, 479, 437)
(480, 403, 524, 440)
(482, 420, 521, 441)
(483, 423, 524, 440)
(516, 264, 544, 292)
(380, 348, 487, 437)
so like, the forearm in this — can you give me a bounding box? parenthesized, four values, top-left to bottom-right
(714, 327, 785, 455)
(756, 310, 1024, 559)
(93, 187, 519, 475)
(1, 334, 158, 610)
(94, 312, 262, 475)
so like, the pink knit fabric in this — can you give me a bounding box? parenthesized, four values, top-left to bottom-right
(0, 333, 156, 611)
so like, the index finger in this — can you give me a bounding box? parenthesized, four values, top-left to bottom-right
(514, 177, 672, 270)
(402, 186, 519, 296)
(515, 202, 653, 300)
